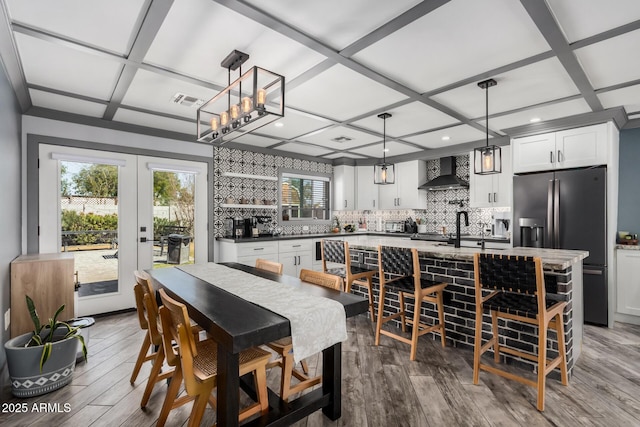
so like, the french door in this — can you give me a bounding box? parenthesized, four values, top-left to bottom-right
(39, 144, 207, 316)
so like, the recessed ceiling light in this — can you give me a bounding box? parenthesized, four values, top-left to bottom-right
(441, 136, 450, 141)
(383, 148, 390, 152)
(530, 117, 541, 123)
(274, 122, 284, 127)
(331, 136, 353, 143)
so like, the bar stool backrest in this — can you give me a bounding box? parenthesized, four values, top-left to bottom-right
(380, 246, 415, 277)
(477, 254, 538, 295)
(322, 239, 346, 265)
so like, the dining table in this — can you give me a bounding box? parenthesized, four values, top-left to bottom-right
(147, 262, 369, 426)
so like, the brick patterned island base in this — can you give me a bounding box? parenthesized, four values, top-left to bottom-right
(341, 235, 588, 378)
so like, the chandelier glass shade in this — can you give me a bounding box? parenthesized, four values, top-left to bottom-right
(474, 78, 501, 175)
(197, 51, 285, 144)
(374, 112, 395, 185)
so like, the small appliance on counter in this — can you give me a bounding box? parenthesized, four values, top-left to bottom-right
(385, 221, 405, 233)
(223, 217, 235, 238)
(492, 211, 511, 239)
(232, 217, 245, 238)
(254, 215, 273, 236)
(244, 217, 258, 238)
(404, 217, 417, 234)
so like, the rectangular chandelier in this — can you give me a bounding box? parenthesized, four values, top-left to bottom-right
(196, 66, 285, 144)
(473, 145, 502, 175)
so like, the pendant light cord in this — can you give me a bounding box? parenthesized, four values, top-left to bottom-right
(485, 84, 489, 149)
(383, 115, 387, 163)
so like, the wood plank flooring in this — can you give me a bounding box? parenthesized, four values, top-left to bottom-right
(1, 311, 640, 427)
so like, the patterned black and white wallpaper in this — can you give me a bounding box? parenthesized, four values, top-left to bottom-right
(213, 146, 333, 237)
(333, 154, 509, 236)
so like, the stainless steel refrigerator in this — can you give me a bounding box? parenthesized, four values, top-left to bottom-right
(513, 166, 607, 325)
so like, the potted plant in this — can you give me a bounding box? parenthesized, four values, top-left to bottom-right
(4, 296, 87, 398)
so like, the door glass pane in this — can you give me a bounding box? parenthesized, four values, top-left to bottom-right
(60, 161, 119, 297)
(152, 171, 195, 268)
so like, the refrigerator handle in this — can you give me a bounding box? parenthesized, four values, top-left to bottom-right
(547, 180, 554, 248)
(554, 179, 560, 249)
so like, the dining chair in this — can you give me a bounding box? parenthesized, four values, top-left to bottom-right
(472, 253, 568, 411)
(255, 258, 283, 274)
(130, 273, 154, 384)
(375, 246, 447, 361)
(321, 239, 376, 320)
(264, 269, 341, 402)
(157, 288, 271, 427)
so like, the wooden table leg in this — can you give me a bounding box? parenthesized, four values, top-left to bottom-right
(322, 342, 342, 420)
(218, 345, 240, 427)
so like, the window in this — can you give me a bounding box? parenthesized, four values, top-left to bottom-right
(281, 172, 330, 221)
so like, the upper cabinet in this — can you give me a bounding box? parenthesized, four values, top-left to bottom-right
(378, 160, 427, 210)
(333, 165, 355, 211)
(469, 145, 512, 208)
(355, 166, 378, 210)
(512, 123, 609, 173)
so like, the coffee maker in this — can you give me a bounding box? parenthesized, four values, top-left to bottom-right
(244, 217, 258, 238)
(255, 216, 273, 236)
(232, 217, 245, 239)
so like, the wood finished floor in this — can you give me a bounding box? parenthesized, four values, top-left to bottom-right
(2, 311, 640, 427)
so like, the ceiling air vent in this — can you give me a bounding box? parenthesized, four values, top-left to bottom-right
(331, 136, 352, 143)
(171, 92, 205, 107)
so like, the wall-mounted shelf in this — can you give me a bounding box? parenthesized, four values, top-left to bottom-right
(220, 204, 278, 209)
(221, 172, 278, 181)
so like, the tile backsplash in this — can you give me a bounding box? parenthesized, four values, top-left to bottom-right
(333, 154, 510, 237)
(213, 148, 509, 238)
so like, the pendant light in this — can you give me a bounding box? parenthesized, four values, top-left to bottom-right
(474, 78, 501, 175)
(374, 112, 395, 184)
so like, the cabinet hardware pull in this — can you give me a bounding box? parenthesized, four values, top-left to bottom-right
(293, 245, 301, 248)
(494, 192, 497, 202)
(488, 193, 491, 203)
(294, 256, 297, 266)
(557, 149, 562, 162)
(253, 248, 264, 251)
(550, 151, 554, 163)
(344, 200, 347, 208)
(298, 255, 301, 264)
(373, 200, 375, 207)
(397, 198, 400, 206)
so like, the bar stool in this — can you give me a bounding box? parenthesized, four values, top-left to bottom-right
(321, 239, 376, 321)
(472, 253, 568, 411)
(375, 246, 447, 361)
(255, 258, 283, 274)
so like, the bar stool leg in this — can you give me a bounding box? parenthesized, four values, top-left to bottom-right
(366, 276, 375, 322)
(409, 293, 421, 361)
(491, 310, 501, 363)
(473, 306, 483, 385)
(436, 290, 446, 348)
(537, 321, 548, 411)
(399, 291, 407, 333)
(556, 313, 569, 386)
(375, 285, 386, 346)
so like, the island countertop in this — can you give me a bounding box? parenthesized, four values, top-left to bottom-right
(341, 235, 588, 271)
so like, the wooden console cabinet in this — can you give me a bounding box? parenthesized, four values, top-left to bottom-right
(10, 253, 75, 338)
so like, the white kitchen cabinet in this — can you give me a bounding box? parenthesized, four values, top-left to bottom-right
(469, 145, 512, 208)
(218, 240, 279, 267)
(356, 165, 378, 210)
(616, 249, 640, 317)
(279, 239, 313, 277)
(512, 123, 609, 173)
(333, 165, 355, 211)
(378, 160, 427, 210)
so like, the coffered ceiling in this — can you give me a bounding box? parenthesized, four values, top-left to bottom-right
(1, 0, 639, 163)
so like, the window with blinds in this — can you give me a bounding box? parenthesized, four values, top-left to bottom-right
(281, 172, 330, 221)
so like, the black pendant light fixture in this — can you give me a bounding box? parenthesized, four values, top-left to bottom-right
(474, 78, 501, 175)
(374, 112, 395, 185)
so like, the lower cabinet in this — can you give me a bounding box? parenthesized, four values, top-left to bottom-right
(218, 241, 279, 267)
(616, 249, 640, 317)
(279, 239, 313, 277)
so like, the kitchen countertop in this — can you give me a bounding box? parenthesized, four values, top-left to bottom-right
(341, 235, 587, 271)
(217, 231, 510, 244)
(615, 244, 640, 250)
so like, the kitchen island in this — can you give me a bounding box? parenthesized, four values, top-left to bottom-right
(340, 235, 588, 377)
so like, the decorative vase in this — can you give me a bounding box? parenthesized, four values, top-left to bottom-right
(4, 329, 79, 398)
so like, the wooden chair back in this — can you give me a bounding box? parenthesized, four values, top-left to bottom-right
(134, 270, 162, 345)
(299, 269, 342, 290)
(474, 253, 547, 313)
(255, 258, 283, 274)
(321, 239, 346, 271)
(158, 288, 200, 394)
(133, 282, 149, 331)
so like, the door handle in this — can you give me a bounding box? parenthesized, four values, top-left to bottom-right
(140, 237, 147, 243)
(584, 269, 603, 275)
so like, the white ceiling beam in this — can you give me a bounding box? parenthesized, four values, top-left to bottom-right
(0, 2, 30, 111)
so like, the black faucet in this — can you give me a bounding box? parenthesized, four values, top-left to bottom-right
(455, 211, 469, 248)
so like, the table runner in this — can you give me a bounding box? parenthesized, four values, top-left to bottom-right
(178, 263, 348, 363)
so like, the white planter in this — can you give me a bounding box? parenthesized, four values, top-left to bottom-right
(4, 330, 78, 397)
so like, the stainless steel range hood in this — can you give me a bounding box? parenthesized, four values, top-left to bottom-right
(419, 157, 469, 191)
